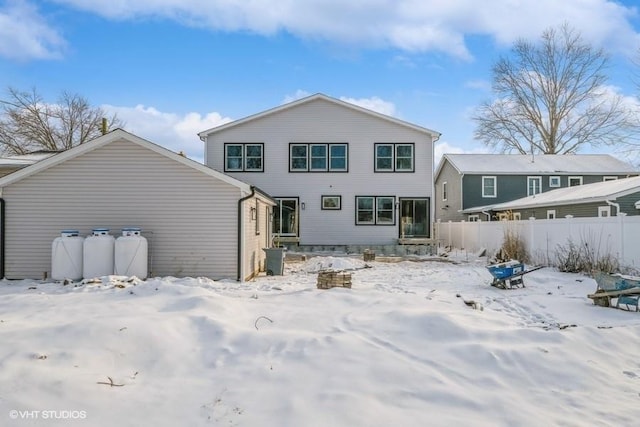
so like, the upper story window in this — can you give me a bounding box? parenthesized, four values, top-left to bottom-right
(290, 143, 348, 172)
(374, 143, 414, 172)
(356, 196, 395, 225)
(549, 176, 561, 187)
(224, 143, 264, 172)
(569, 176, 583, 186)
(482, 176, 497, 198)
(442, 181, 448, 201)
(527, 176, 542, 196)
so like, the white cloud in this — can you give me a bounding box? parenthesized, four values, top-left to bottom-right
(339, 96, 397, 116)
(48, 0, 640, 59)
(282, 91, 398, 116)
(464, 79, 491, 91)
(102, 104, 232, 163)
(434, 140, 489, 168)
(282, 90, 312, 104)
(0, 0, 66, 60)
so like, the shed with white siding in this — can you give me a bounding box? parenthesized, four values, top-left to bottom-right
(0, 129, 275, 281)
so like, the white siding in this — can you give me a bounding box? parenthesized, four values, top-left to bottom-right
(205, 98, 434, 245)
(3, 139, 241, 279)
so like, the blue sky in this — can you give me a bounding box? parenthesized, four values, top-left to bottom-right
(1, 0, 640, 164)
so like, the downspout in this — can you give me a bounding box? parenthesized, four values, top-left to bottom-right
(605, 199, 620, 216)
(237, 186, 256, 281)
(431, 132, 441, 238)
(482, 210, 492, 222)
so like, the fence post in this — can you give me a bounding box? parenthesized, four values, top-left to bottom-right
(528, 217, 535, 262)
(461, 220, 466, 250)
(447, 220, 452, 248)
(618, 213, 626, 264)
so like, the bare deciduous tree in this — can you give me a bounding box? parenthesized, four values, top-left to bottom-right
(473, 24, 635, 154)
(0, 87, 123, 155)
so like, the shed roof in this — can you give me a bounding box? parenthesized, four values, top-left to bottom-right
(198, 93, 441, 139)
(437, 153, 637, 177)
(0, 152, 57, 167)
(0, 129, 273, 204)
(466, 176, 640, 212)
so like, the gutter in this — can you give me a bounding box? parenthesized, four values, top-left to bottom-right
(237, 186, 256, 281)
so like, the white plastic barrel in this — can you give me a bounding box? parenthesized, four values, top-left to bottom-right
(51, 230, 84, 281)
(115, 227, 148, 279)
(83, 228, 115, 279)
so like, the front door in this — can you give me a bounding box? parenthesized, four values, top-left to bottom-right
(399, 198, 430, 238)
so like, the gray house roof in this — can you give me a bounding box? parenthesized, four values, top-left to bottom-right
(436, 153, 637, 177)
(198, 93, 441, 139)
(479, 176, 640, 212)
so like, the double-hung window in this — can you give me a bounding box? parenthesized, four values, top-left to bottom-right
(527, 176, 542, 196)
(224, 143, 264, 172)
(482, 176, 497, 198)
(374, 143, 414, 172)
(290, 143, 348, 172)
(356, 196, 395, 225)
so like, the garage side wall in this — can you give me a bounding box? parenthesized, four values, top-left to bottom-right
(2, 139, 239, 279)
(241, 197, 273, 281)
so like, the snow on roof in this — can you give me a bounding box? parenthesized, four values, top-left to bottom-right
(489, 176, 640, 211)
(0, 152, 56, 167)
(442, 153, 637, 175)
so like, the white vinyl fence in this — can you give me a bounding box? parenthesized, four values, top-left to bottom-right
(435, 215, 640, 270)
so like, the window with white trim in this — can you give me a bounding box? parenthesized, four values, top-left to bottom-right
(549, 176, 561, 187)
(224, 143, 264, 172)
(442, 181, 448, 201)
(547, 210, 556, 219)
(290, 143, 348, 172)
(568, 176, 583, 186)
(356, 196, 395, 225)
(468, 215, 479, 222)
(527, 176, 542, 196)
(598, 206, 611, 217)
(374, 143, 414, 172)
(482, 176, 497, 198)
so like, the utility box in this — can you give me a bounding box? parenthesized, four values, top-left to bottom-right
(263, 248, 286, 275)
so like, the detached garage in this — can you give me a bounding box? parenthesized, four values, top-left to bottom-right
(0, 129, 275, 281)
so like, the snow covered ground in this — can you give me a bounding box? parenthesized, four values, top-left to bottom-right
(1, 253, 639, 427)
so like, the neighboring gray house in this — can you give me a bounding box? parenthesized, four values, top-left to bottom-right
(0, 129, 275, 281)
(198, 93, 441, 248)
(479, 175, 640, 219)
(434, 154, 638, 222)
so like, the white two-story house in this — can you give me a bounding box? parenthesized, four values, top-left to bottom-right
(198, 93, 441, 249)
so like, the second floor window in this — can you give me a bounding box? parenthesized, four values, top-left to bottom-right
(527, 176, 542, 196)
(482, 176, 497, 198)
(375, 143, 414, 172)
(290, 143, 348, 172)
(224, 143, 264, 172)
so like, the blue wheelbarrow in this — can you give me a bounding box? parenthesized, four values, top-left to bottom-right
(487, 261, 543, 289)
